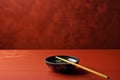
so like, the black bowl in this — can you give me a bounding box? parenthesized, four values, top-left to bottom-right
(45, 55, 79, 73)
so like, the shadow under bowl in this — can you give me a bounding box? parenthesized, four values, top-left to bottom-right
(45, 55, 79, 73)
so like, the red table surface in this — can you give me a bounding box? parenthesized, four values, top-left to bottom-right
(0, 50, 119, 80)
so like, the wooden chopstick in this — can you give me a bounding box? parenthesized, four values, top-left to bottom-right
(56, 56, 109, 79)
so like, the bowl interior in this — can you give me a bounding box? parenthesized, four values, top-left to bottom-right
(45, 55, 79, 64)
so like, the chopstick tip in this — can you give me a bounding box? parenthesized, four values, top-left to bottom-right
(55, 56, 58, 58)
(107, 76, 110, 79)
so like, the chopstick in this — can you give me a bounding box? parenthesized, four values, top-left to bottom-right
(56, 56, 109, 79)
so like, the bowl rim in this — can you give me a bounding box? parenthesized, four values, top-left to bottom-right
(45, 55, 79, 65)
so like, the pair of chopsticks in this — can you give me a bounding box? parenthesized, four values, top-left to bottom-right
(56, 56, 109, 79)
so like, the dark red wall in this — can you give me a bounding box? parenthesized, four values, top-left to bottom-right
(0, 0, 120, 49)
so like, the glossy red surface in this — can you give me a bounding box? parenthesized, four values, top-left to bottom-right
(0, 0, 120, 49)
(0, 50, 119, 80)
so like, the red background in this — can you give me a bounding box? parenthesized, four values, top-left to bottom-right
(0, 0, 120, 49)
